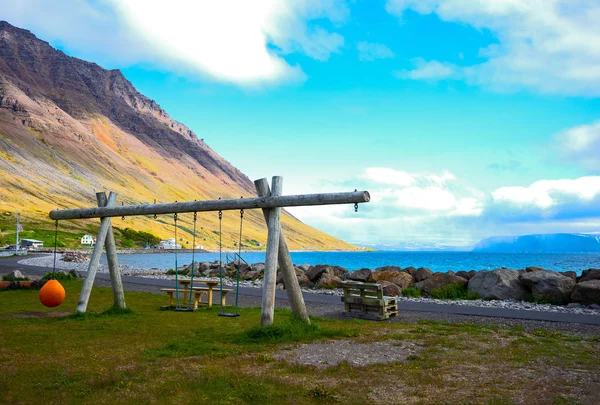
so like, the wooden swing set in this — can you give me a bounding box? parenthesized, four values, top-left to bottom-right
(49, 176, 370, 326)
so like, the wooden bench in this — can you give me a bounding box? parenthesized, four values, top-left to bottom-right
(160, 287, 234, 310)
(341, 281, 398, 321)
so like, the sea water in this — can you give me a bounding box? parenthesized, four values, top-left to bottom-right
(101, 251, 600, 275)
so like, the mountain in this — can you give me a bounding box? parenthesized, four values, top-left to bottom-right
(472, 233, 600, 253)
(0, 21, 355, 250)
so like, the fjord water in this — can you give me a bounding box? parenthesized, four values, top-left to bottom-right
(102, 251, 600, 275)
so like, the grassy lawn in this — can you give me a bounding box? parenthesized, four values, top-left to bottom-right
(1, 282, 599, 404)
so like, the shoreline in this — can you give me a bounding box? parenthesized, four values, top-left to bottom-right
(15, 253, 600, 317)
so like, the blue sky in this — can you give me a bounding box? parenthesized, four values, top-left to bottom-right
(3, 0, 600, 247)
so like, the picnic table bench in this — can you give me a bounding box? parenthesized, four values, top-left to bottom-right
(341, 281, 398, 321)
(160, 279, 233, 309)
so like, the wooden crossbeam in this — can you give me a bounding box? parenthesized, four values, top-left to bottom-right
(49, 191, 370, 220)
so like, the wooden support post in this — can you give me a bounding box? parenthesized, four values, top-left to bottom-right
(261, 176, 282, 326)
(97, 192, 126, 309)
(75, 192, 117, 313)
(255, 178, 310, 324)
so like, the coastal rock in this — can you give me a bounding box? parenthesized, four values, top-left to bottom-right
(403, 266, 417, 276)
(9, 269, 25, 279)
(468, 269, 527, 301)
(251, 263, 265, 273)
(297, 272, 310, 286)
(525, 266, 545, 273)
(298, 264, 311, 272)
(308, 265, 329, 282)
(374, 266, 402, 273)
(560, 271, 577, 281)
(370, 271, 413, 289)
(316, 269, 342, 289)
(61, 251, 90, 263)
(519, 270, 575, 304)
(240, 269, 261, 280)
(570, 280, 600, 305)
(346, 268, 372, 282)
(578, 269, 600, 283)
(414, 273, 467, 296)
(455, 271, 475, 280)
(414, 267, 433, 282)
(199, 262, 212, 272)
(329, 266, 349, 278)
(377, 280, 401, 296)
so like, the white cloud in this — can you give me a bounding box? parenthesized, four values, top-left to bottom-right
(555, 121, 600, 172)
(290, 170, 600, 246)
(492, 176, 600, 209)
(357, 41, 394, 61)
(2, 0, 349, 86)
(394, 58, 458, 81)
(386, 0, 600, 95)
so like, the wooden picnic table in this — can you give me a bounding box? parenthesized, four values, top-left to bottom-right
(177, 279, 221, 307)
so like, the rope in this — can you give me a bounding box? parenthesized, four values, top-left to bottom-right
(188, 212, 197, 303)
(174, 213, 179, 306)
(234, 209, 244, 313)
(52, 220, 58, 279)
(218, 210, 224, 313)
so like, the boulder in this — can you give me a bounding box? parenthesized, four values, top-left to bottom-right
(307, 265, 329, 282)
(346, 268, 372, 282)
(9, 269, 25, 279)
(370, 271, 413, 289)
(251, 263, 265, 273)
(468, 269, 527, 301)
(559, 271, 577, 281)
(570, 280, 600, 305)
(329, 266, 349, 278)
(61, 251, 90, 263)
(298, 263, 311, 272)
(525, 266, 545, 273)
(467, 270, 477, 279)
(297, 272, 310, 286)
(199, 262, 212, 272)
(374, 266, 402, 273)
(413, 267, 433, 282)
(240, 269, 261, 280)
(377, 280, 401, 296)
(414, 273, 467, 296)
(403, 266, 417, 276)
(519, 270, 575, 304)
(316, 269, 342, 289)
(455, 271, 471, 280)
(578, 269, 600, 283)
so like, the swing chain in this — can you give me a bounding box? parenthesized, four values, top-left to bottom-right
(354, 189, 359, 212)
(218, 210, 222, 220)
(240, 209, 244, 219)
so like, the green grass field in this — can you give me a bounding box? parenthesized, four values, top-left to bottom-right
(1, 282, 599, 404)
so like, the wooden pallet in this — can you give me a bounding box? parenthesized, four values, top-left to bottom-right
(341, 281, 398, 321)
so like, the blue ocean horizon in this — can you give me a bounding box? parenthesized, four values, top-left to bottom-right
(102, 251, 600, 275)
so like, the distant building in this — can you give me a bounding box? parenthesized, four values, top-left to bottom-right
(81, 234, 95, 246)
(21, 239, 43, 250)
(158, 238, 182, 249)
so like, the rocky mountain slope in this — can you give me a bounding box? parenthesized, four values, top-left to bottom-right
(0, 21, 355, 250)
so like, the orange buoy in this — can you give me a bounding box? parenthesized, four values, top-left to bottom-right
(39, 279, 66, 308)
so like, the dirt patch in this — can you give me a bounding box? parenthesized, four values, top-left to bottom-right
(274, 339, 421, 368)
(0, 312, 71, 319)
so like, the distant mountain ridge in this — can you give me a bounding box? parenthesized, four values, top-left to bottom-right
(0, 21, 355, 250)
(473, 233, 600, 253)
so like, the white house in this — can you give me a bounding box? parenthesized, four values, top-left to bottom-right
(158, 238, 182, 249)
(81, 234, 95, 246)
